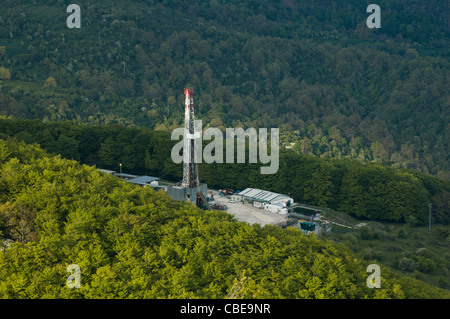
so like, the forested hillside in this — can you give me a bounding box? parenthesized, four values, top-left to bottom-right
(1, 0, 449, 301)
(0, 0, 448, 177)
(1, 138, 449, 298)
(1, 118, 449, 225)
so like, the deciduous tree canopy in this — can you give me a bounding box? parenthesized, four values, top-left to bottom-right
(0, 0, 448, 176)
(0, 138, 449, 298)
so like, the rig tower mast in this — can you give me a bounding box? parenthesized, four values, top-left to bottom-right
(182, 87, 200, 188)
(166, 88, 209, 210)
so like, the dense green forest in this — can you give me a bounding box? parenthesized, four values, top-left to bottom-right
(0, 0, 448, 300)
(1, 118, 449, 225)
(1, 138, 449, 298)
(0, 0, 448, 177)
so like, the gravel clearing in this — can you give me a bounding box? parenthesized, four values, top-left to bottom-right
(213, 193, 287, 226)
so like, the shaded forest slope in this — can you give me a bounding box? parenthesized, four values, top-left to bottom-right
(0, 0, 448, 176)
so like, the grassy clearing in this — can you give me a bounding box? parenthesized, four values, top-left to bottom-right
(288, 202, 449, 290)
(1, 80, 43, 92)
(0, 79, 75, 99)
(0, 39, 28, 56)
(329, 221, 450, 290)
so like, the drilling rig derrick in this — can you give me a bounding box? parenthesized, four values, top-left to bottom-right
(182, 87, 200, 189)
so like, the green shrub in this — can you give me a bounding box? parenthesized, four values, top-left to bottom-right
(414, 270, 425, 281)
(398, 258, 416, 272)
(362, 247, 374, 260)
(438, 276, 449, 289)
(415, 247, 433, 259)
(358, 227, 379, 240)
(436, 226, 450, 240)
(341, 233, 359, 246)
(397, 227, 408, 239)
(416, 258, 436, 274)
(402, 251, 412, 258)
(373, 250, 384, 261)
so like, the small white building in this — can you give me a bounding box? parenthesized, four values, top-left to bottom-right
(239, 188, 293, 204)
(230, 194, 243, 202)
(97, 168, 117, 176)
(264, 203, 288, 215)
(239, 188, 294, 213)
(253, 200, 264, 208)
(128, 176, 159, 187)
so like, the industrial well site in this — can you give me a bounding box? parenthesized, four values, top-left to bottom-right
(97, 88, 364, 236)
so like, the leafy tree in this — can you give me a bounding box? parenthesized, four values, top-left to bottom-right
(43, 77, 57, 89)
(0, 67, 11, 80)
